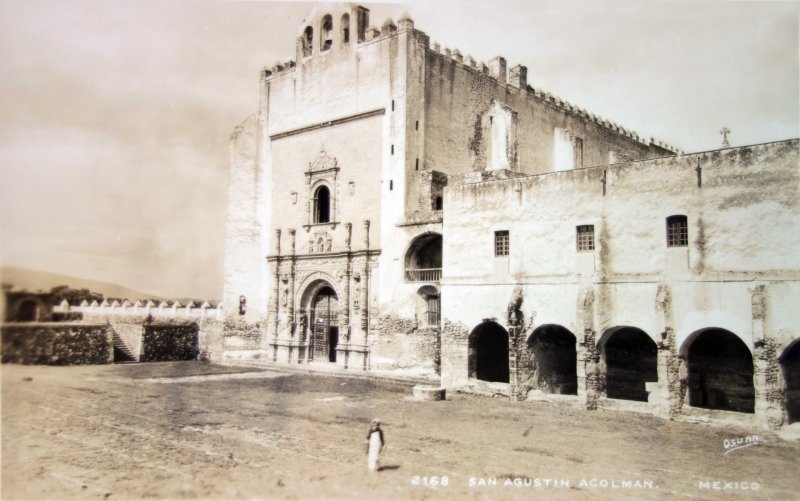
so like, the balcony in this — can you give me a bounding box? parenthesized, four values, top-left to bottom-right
(405, 268, 442, 283)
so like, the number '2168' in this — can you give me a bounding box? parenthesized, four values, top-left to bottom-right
(411, 476, 449, 487)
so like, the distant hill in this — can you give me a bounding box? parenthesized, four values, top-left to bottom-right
(0, 266, 164, 301)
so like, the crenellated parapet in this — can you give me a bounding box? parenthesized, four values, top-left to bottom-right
(53, 298, 223, 320)
(424, 38, 682, 155)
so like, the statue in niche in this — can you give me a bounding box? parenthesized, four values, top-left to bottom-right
(238, 295, 247, 316)
(317, 237, 325, 253)
(326, 238, 332, 252)
(308, 239, 315, 254)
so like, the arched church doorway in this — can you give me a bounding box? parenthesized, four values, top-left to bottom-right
(599, 326, 657, 402)
(311, 286, 338, 363)
(468, 321, 509, 383)
(683, 328, 754, 413)
(780, 339, 800, 423)
(527, 324, 577, 395)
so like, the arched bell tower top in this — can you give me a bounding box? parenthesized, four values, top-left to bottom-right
(296, 3, 370, 60)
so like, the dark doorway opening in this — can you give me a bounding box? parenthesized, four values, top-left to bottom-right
(686, 328, 754, 413)
(780, 339, 800, 423)
(17, 300, 39, 322)
(601, 327, 657, 402)
(311, 286, 338, 363)
(527, 325, 577, 395)
(469, 321, 509, 383)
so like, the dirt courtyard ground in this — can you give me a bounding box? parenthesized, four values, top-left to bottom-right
(2, 362, 799, 500)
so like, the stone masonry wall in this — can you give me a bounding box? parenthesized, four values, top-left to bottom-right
(140, 323, 199, 362)
(1, 323, 113, 365)
(374, 314, 440, 373)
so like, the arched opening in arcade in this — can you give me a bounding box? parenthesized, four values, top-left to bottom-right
(683, 328, 754, 413)
(404, 233, 442, 283)
(310, 286, 339, 363)
(468, 321, 509, 383)
(526, 324, 577, 395)
(17, 300, 40, 322)
(779, 339, 800, 424)
(599, 326, 657, 402)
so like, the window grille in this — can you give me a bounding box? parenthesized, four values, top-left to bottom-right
(666, 215, 688, 247)
(495, 231, 509, 256)
(576, 225, 595, 251)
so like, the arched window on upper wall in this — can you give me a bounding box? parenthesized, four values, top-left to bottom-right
(302, 26, 313, 57)
(320, 15, 333, 51)
(341, 14, 350, 44)
(314, 185, 331, 223)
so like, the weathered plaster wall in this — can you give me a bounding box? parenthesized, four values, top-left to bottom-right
(423, 51, 667, 177)
(270, 115, 384, 252)
(223, 114, 270, 320)
(441, 140, 800, 391)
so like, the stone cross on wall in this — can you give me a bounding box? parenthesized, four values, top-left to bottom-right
(720, 127, 731, 148)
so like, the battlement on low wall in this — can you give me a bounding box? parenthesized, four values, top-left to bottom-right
(53, 298, 223, 320)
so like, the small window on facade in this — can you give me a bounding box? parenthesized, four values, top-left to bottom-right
(391, 144, 394, 155)
(495, 231, 509, 257)
(320, 15, 333, 51)
(314, 185, 331, 223)
(389, 180, 393, 191)
(576, 225, 595, 251)
(666, 215, 688, 247)
(415, 120, 419, 131)
(391, 100, 395, 111)
(434, 196, 443, 211)
(341, 13, 350, 44)
(415, 158, 419, 171)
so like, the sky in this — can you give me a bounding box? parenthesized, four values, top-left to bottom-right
(0, 0, 798, 300)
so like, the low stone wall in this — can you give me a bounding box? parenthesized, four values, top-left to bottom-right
(1, 323, 113, 365)
(140, 323, 199, 362)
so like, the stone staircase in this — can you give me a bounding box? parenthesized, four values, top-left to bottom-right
(112, 333, 137, 363)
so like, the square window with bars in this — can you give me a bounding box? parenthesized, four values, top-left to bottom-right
(494, 230, 509, 256)
(666, 215, 688, 247)
(576, 225, 595, 251)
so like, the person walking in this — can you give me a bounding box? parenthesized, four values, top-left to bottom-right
(365, 418, 385, 472)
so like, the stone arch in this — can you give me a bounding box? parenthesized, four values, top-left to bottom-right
(403, 232, 442, 283)
(468, 321, 509, 383)
(302, 25, 313, 57)
(680, 328, 754, 413)
(598, 326, 657, 402)
(779, 338, 800, 424)
(526, 324, 577, 395)
(320, 14, 333, 51)
(299, 277, 340, 363)
(17, 299, 41, 322)
(341, 13, 350, 44)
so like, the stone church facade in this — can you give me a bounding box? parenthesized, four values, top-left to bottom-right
(223, 3, 799, 428)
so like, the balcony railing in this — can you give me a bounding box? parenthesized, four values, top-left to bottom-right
(405, 268, 442, 282)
